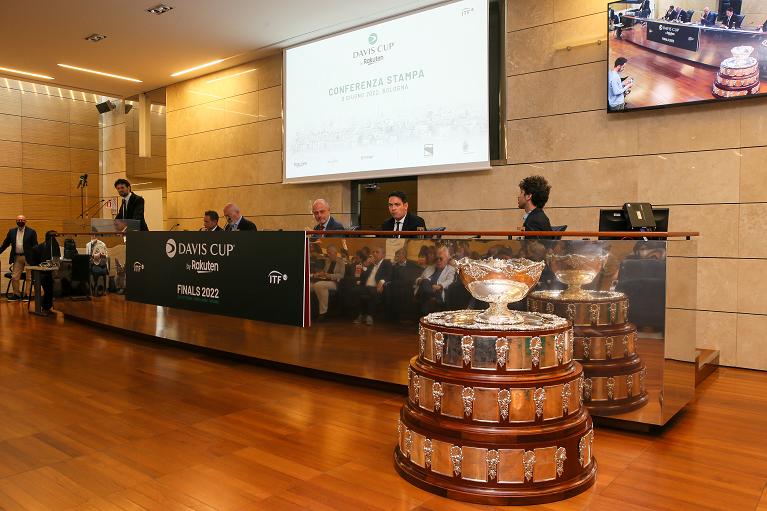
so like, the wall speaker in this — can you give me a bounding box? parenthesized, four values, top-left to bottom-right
(95, 100, 116, 114)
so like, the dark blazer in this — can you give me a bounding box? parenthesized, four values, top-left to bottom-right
(523, 208, 552, 238)
(0, 227, 38, 264)
(117, 193, 149, 231)
(358, 259, 393, 286)
(314, 216, 345, 231)
(210, 225, 224, 231)
(723, 14, 737, 28)
(381, 213, 426, 232)
(27, 237, 61, 266)
(226, 216, 258, 231)
(701, 11, 717, 26)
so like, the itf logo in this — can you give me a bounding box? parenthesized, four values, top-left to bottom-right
(268, 270, 288, 284)
(368, 33, 378, 45)
(165, 239, 177, 258)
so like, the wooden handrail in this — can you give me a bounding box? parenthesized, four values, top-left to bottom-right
(305, 230, 699, 239)
(49, 230, 700, 239)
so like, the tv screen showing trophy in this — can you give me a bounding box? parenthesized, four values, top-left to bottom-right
(607, 1, 767, 111)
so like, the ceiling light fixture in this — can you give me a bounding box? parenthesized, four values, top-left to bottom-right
(0, 66, 54, 80)
(58, 64, 142, 82)
(85, 33, 108, 42)
(170, 59, 224, 77)
(146, 4, 173, 15)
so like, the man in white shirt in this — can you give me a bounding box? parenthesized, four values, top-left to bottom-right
(0, 215, 38, 300)
(86, 234, 109, 295)
(608, 57, 633, 111)
(311, 245, 346, 320)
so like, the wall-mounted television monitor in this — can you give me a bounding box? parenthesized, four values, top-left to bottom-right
(284, 0, 491, 183)
(607, 0, 767, 112)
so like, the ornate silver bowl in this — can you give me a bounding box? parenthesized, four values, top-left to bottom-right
(547, 253, 607, 299)
(453, 257, 545, 325)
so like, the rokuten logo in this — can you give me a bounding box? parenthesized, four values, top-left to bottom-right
(166, 238, 177, 258)
(368, 33, 377, 45)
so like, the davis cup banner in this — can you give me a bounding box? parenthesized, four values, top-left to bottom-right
(126, 231, 308, 326)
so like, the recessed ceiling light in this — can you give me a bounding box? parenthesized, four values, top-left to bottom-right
(85, 33, 108, 42)
(146, 4, 173, 14)
(0, 66, 54, 80)
(170, 59, 224, 77)
(57, 64, 142, 82)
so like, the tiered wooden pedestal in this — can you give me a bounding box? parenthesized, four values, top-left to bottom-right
(528, 291, 648, 416)
(394, 310, 597, 505)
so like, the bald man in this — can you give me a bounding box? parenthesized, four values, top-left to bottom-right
(223, 203, 257, 231)
(312, 199, 345, 232)
(0, 215, 38, 300)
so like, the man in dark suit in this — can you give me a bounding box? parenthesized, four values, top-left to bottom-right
(223, 203, 257, 231)
(663, 5, 676, 20)
(0, 215, 38, 300)
(202, 210, 224, 231)
(517, 175, 552, 238)
(347, 247, 392, 325)
(386, 248, 422, 321)
(700, 7, 717, 26)
(381, 191, 426, 236)
(114, 179, 149, 231)
(26, 230, 60, 314)
(722, 8, 737, 28)
(311, 199, 345, 232)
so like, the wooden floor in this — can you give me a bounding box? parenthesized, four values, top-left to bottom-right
(0, 302, 766, 510)
(56, 295, 415, 387)
(609, 36, 767, 109)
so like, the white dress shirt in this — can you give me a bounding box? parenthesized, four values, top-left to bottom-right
(15, 228, 24, 254)
(366, 260, 383, 287)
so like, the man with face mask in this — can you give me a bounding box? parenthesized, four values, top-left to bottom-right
(0, 215, 38, 300)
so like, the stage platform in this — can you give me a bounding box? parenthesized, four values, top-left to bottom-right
(57, 295, 415, 389)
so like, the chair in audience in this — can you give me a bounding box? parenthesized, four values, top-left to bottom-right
(684, 9, 695, 22)
(4, 264, 27, 299)
(551, 224, 567, 240)
(735, 14, 745, 27)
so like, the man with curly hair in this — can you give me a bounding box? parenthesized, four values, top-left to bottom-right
(517, 175, 552, 236)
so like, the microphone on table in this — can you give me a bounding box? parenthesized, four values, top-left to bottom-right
(169, 223, 181, 231)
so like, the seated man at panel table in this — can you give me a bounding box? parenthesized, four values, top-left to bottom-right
(700, 7, 717, 26)
(517, 175, 552, 237)
(414, 245, 456, 316)
(347, 247, 392, 326)
(381, 191, 426, 235)
(202, 210, 224, 231)
(722, 8, 738, 28)
(663, 5, 676, 20)
(311, 245, 345, 320)
(223, 203, 257, 231)
(311, 199, 345, 233)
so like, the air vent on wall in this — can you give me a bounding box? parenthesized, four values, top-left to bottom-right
(146, 4, 173, 15)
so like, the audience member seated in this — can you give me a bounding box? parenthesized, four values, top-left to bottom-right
(386, 248, 423, 321)
(85, 234, 109, 296)
(414, 246, 456, 316)
(27, 231, 60, 314)
(311, 245, 346, 320)
(417, 245, 437, 267)
(346, 247, 392, 326)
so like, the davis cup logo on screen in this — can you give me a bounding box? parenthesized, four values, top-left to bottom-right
(166, 238, 177, 258)
(368, 33, 377, 45)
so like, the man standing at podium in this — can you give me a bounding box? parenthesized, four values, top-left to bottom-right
(114, 179, 148, 231)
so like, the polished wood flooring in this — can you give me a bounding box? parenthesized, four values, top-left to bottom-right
(56, 295, 415, 387)
(609, 36, 767, 109)
(0, 301, 766, 509)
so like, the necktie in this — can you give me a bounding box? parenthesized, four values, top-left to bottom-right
(319, 225, 325, 231)
(121, 197, 128, 218)
(395, 220, 401, 238)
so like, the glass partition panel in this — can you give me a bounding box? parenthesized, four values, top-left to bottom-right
(309, 235, 697, 426)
